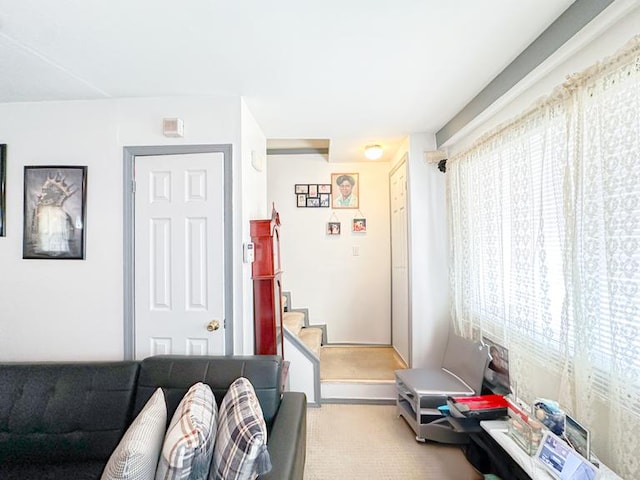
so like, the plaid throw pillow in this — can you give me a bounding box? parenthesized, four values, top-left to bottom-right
(155, 382, 218, 480)
(210, 377, 272, 480)
(101, 388, 167, 480)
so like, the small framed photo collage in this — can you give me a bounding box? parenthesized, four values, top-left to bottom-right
(295, 183, 331, 208)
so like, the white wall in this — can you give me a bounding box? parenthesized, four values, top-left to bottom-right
(239, 99, 268, 354)
(267, 154, 391, 344)
(0, 95, 260, 361)
(407, 134, 450, 368)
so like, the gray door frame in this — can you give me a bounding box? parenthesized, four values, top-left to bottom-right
(123, 144, 233, 360)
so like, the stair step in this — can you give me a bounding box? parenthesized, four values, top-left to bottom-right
(283, 311, 305, 335)
(298, 327, 323, 357)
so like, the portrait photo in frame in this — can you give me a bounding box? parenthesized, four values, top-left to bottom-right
(0, 144, 6, 237)
(327, 222, 341, 235)
(353, 217, 367, 233)
(331, 173, 359, 209)
(23, 166, 87, 259)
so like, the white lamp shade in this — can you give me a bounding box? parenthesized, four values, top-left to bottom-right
(364, 144, 383, 160)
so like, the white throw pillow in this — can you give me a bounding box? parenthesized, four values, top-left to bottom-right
(101, 388, 167, 480)
(155, 382, 218, 480)
(210, 377, 271, 480)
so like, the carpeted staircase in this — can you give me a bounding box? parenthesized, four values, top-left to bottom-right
(283, 310, 323, 357)
(281, 292, 404, 406)
(280, 292, 325, 405)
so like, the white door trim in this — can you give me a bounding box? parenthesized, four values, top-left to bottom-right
(123, 144, 233, 360)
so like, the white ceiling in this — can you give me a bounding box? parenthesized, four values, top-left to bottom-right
(0, 0, 576, 162)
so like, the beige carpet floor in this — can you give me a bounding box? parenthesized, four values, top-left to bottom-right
(320, 346, 407, 381)
(304, 403, 483, 480)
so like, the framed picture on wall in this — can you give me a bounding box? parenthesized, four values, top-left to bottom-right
(0, 144, 6, 237)
(318, 184, 331, 194)
(295, 183, 331, 208)
(331, 173, 359, 209)
(23, 165, 88, 259)
(327, 222, 341, 235)
(353, 218, 367, 232)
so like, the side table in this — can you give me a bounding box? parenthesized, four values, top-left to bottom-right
(395, 368, 480, 443)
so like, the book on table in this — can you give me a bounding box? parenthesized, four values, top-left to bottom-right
(448, 394, 509, 420)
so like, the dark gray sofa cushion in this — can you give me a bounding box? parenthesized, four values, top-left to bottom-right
(0, 362, 139, 464)
(134, 355, 282, 430)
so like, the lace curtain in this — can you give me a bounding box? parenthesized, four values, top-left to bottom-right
(447, 36, 640, 479)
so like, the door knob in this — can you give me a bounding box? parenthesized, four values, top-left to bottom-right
(206, 320, 220, 332)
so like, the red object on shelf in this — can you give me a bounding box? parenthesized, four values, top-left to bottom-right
(448, 394, 509, 420)
(451, 394, 509, 410)
(250, 205, 284, 357)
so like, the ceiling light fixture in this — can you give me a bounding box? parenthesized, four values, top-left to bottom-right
(364, 144, 383, 160)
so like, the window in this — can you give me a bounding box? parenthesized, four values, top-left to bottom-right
(447, 36, 640, 478)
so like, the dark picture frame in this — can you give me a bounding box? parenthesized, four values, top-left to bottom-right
(0, 144, 6, 237)
(23, 165, 87, 259)
(481, 335, 511, 396)
(327, 222, 341, 235)
(295, 183, 331, 208)
(353, 217, 367, 233)
(331, 172, 359, 209)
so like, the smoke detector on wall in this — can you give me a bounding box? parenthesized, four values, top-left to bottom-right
(251, 150, 265, 172)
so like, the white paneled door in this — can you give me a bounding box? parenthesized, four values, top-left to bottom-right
(390, 160, 410, 365)
(134, 153, 225, 359)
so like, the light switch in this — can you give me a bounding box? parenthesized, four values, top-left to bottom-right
(352, 245, 360, 256)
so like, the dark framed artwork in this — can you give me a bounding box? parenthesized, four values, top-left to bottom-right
(0, 144, 6, 237)
(327, 222, 341, 235)
(23, 166, 87, 259)
(331, 173, 359, 209)
(295, 183, 331, 208)
(353, 217, 367, 233)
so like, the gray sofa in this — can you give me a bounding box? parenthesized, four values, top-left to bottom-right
(0, 355, 306, 480)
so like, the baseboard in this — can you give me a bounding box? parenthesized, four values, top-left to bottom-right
(321, 380, 397, 403)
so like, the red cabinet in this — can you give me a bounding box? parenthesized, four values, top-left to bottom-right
(250, 207, 284, 356)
